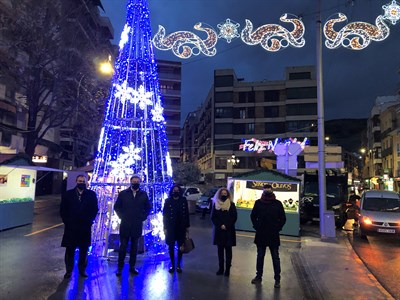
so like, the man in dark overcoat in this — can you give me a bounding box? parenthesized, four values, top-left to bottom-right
(114, 175, 151, 276)
(250, 184, 286, 287)
(60, 175, 98, 279)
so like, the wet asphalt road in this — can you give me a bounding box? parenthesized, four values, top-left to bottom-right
(348, 232, 400, 299)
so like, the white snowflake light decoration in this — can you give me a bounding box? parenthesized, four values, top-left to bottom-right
(109, 142, 142, 180)
(131, 85, 153, 109)
(151, 101, 165, 122)
(217, 19, 240, 43)
(119, 24, 131, 49)
(382, 0, 400, 25)
(114, 80, 135, 104)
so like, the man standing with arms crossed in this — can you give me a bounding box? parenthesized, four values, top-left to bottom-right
(250, 184, 286, 288)
(114, 175, 152, 276)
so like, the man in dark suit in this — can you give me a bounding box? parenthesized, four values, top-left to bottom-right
(60, 175, 98, 279)
(114, 175, 152, 276)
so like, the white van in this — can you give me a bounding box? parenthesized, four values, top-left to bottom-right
(358, 190, 400, 239)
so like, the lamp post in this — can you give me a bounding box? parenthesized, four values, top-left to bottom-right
(227, 155, 240, 176)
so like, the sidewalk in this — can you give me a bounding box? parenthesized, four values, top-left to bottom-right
(0, 195, 394, 299)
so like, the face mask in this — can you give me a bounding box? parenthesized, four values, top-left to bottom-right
(220, 195, 228, 201)
(77, 183, 86, 190)
(172, 192, 180, 198)
(131, 183, 140, 190)
(263, 191, 272, 196)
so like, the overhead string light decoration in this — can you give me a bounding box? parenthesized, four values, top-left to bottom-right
(323, 13, 390, 50)
(91, 0, 173, 257)
(218, 18, 240, 43)
(241, 14, 305, 51)
(152, 14, 305, 58)
(323, 0, 400, 50)
(382, 0, 400, 25)
(152, 22, 218, 58)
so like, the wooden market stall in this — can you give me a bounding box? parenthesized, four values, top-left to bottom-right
(228, 169, 301, 236)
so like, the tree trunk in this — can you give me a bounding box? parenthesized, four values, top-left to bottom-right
(24, 112, 38, 158)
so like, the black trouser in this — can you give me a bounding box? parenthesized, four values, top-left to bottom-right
(65, 246, 88, 273)
(168, 243, 183, 267)
(118, 236, 139, 270)
(217, 245, 232, 270)
(256, 245, 281, 281)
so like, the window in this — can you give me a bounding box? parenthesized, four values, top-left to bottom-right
(248, 107, 255, 118)
(215, 75, 234, 87)
(233, 123, 245, 134)
(215, 107, 233, 118)
(289, 72, 311, 80)
(215, 123, 233, 134)
(286, 103, 317, 116)
(238, 91, 255, 103)
(286, 120, 313, 132)
(215, 91, 233, 103)
(264, 90, 280, 102)
(264, 106, 279, 117)
(215, 157, 227, 169)
(265, 122, 285, 134)
(247, 123, 255, 134)
(286, 87, 317, 99)
(239, 109, 246, 119)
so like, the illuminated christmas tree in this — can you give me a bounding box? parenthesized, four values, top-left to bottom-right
(90, 0, 173, 257)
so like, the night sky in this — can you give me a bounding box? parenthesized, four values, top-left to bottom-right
(101, 0, 400, 123)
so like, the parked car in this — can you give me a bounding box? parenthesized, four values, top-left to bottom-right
(196, 187, 219, 213)
(181, 186, 202, 201)
(358, 190, 400, 239)
(181, 186, 202, 214)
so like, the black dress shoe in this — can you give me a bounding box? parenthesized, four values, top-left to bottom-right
(224, 270, 230, 277)
(79, 271, 88, 277)
(216, 269, 224, 275)
(64, 272, 72, 279)
(129, 268, 139, 275)
(176, 266, 182, 273)
(168, 267, 175, 273)
(116, 269, 122, 277)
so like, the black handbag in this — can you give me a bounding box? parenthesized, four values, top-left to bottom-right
(179, 236, 195, 254)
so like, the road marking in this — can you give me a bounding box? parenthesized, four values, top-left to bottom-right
(236, 233, 301, 243)
(24, 223, 63, 236)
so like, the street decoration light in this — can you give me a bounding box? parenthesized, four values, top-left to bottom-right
(152, 0, 399, 58)
(227, 155, 240, 175)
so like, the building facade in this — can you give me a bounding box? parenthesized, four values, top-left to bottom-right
(157, 60, 182, 163)
(184, 66, 318, 182)
(363, 96, 400, 191)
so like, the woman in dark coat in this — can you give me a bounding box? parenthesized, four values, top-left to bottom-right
(211, 187, 237, 277)
(163, 185, 190, 273)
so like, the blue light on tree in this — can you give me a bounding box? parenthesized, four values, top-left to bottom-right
(90, 0, 173, 257)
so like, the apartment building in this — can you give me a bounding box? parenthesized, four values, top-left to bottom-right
(363, 96, 400, 191)
(157, 60, 182, 163)
(187, 66, 318, 182)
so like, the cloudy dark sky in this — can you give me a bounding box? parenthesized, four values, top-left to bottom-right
(101, 0, 400, 123)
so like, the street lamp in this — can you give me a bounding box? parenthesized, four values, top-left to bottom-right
(227, 155, 240, 175)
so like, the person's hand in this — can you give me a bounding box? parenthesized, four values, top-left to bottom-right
(221, 224, 226, 230)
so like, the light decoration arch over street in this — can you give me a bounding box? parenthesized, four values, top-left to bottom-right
(152, 0, 400, 57)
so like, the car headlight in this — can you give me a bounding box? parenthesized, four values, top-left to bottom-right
(362, 216, 372, 225)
